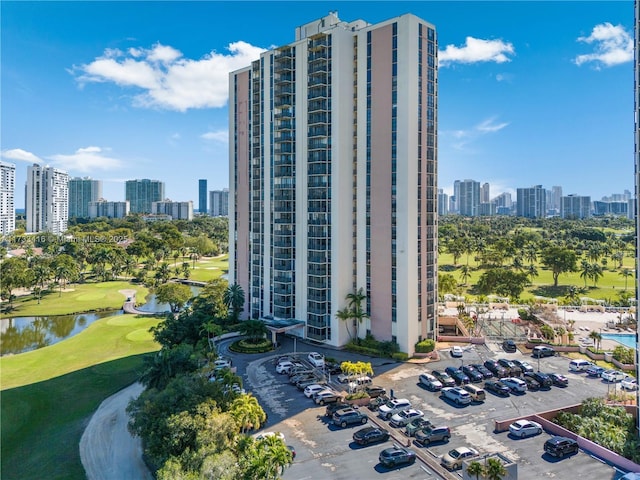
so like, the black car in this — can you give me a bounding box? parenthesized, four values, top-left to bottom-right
(525, 371, 552, 388)
(484, 380, 511, 397)
(497, 358, 522, 376)
(378, 446, 417, 467)
(522, 375, 541, 391)
(432, 370, 456, 387)
(325, 362, 343, 375)
(445, 367, 470, 385)
(461, 365, 484, 383)
(333, 408, 368, 428)
(532, 346, 556, 358)
(325, 402, 351, 417)
(470, 364, 494, 379)
(352, 426, 390, 445)
(502, 339, 517, 353)
(484, 360, 508, 378)
(544, 436, 579, 458)
(365, 385, 387, 398)
(549, 373, 569, 387)
(287, 445, 296, 459)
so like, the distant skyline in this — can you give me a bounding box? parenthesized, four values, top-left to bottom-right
(1, 1, 634, 207)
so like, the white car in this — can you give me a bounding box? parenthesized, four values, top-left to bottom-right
(276, 361, 294, 374)
(450, 346, 464, 358)
(304, 384, 327, 398)
(314, 390, 341, 404)
(378, 398, 412, 419)
(509, 419, 543, 438)
(389, 408, 424, 428)
(254, 431, 285, 442)
(441, 446, 479, 470)
(308, 352, 325, 368)
(502, 377, 527, 393)
(214, 358, 232, 370)
(621, 376, 638, 391)
(602, 370, 626, 383)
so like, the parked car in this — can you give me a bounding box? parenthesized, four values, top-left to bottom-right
(522, 375, 541, 391)
(509, 419, 543, 438)
(502, 377, 527, 393)
(550, 373, 569, 387)
(525, 371, 552, 388)
(352, 426, 390, 445)
(297, 378, 326, 390)
(378, 398, 412, 420)
(585, 365, 606, 377)
(414, 425, 451, 445)
(497, 358, 522, 376)
(348, 376, 373, 391)
(432, 370, 456, 387)
(214, 358, 232, 370)
(470, 363, 494, 379)
(532, 345, 556, 358)
(445, 366, 470, 386)
(290, 373, 314, 384)
(307, 352, 325, 368)
(276, 361, 295, 374)
(254, 431, 285, 442)
(304, 384, 327, 398)
(325, 362, 342, 375)
(512, 359, 534, 374)
(483, 359, 508, 378)
(368, 394, 390, 411)
(502, 339, 517, 352)
(544, 436, 579, 458)
(450, 346, 464, 358)
(461, 365, 484, 383)
(287, 445, 296, 459)
(325, 402, 351, 417)
(602, 369, 626, 383)
(365, 385, 386, 398)
(621, 377, 638, 391)
(390, 408, 424, 428)
(419, 372, 443, 391)
(440, 386, 472, 405)
(569, 359, 593, 372)
(314, 390, 343, 405)
(378, 446, 417, 467)
(405, 417, 431, 437)
(441, 446, 479, 470)
(484, 380, 511, 397)
(462, 384, 486, 402)
(333, 408, 368, 428)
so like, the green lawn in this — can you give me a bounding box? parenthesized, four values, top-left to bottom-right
(164, 253, 229, 283)
(4, 281, 149, 317)
(1, 314, 161, 480)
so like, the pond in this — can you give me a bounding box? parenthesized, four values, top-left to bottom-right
(0, 285, 202, 355)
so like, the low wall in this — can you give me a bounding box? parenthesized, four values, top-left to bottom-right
(437, 335, 485, 345)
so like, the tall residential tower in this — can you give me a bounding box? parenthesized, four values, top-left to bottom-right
(229, 12, 438, 355)
(125, 179, 165, 213)
(0, 161, 16, 235)
(68, 177, 102, 218)
(26, 164, 69, 234)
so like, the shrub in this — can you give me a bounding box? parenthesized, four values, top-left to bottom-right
(345, 391, 369, 400)
(613, 346, 635, 365)
(229, 339, 273, 354)
(392, 352, 409, 362)
(415, 339, 436, 353)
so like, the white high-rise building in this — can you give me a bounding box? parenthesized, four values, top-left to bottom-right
(229, 12, 438, 355)
(26, 164, 69, 234)
(151, 200, 193, 220)
(88, 200, 130, 219)
(0, 161, 16, 235)
(209, 188, 229, 216)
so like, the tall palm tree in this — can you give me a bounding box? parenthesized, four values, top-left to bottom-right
(224, 283, 245, 322)
(346, 287, 369, 341)
(579, 260, 591, 288)
(484, 457, 507, 480)
(259, 434, 294, 479)
(589, 330, 602, 351)
(336, 307, 354, 340)
(229, 393, 266, 434)
(459, 264, 472, 286)
(466, 461, 484, 480)
(590, 263, 603, 287)
(619, 267, 633, 290)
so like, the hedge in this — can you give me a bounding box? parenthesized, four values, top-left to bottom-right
(415, 339, 436, 353)
(229, 339, 274, 354)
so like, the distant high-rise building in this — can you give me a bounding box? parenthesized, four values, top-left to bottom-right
(88, 200, 130, 219)
(493, 192, 513, 216)
(480, 182, 490, 204)
(230, 12, 438, 354)
(125, 179, 165, 213)
(209, 189, 229, 216)
(516, 185, 546, 218)
(68, 177, 102, 218)
(437, 189, 448, 216)
(151, 200, 193, 220)
(551, 186, 562, 212)
(26, 164, 69, 234)
(198, 179, 207, 214)
(458, 179, 480, 216)
(0, 161, 16, 235)
(561, 194, 591, 219)
(453, 180, 461, 213)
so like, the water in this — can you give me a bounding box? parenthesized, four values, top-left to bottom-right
(601, 333, 637, 349)
(135, 285, 201, 313)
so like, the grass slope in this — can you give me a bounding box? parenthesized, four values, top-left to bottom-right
(1, 314, 161, 480)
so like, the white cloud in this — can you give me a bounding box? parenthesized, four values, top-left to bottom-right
(439, 37, 515, 67)
(444, 117, 509, 150)
(72, 41, 266, 111)
(1, 148, 44, 163)
(201, 129, 228, 143)
(574, 22, 633, 68)
(476, 118, 509, 133)
(48, 146, 124, 172)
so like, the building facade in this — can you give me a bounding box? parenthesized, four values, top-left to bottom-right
(229, 12, 438, 355)
(125, 179, 165, 213)
(151, 200, 194, 220)
(199, 179, 207, 214)
(88, 200, 130, 219)
(26, 164, 69, 234)
(516, 185, 546, 218)
(458, 179, 480, 217)
(560, 194, 591, 219)
(209, 188, 229, 216)
(69, 177, 102, 219)
(0, 161, 16, 235)
(437, 188, 448, 216)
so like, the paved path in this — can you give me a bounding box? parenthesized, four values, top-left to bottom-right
(119, 289, 155, 315)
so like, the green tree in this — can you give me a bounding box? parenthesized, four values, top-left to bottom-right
(540, 246, 577, 287)
(336, 307, 354, 340)
(579, 260, 591, 288)
(51, 254, 79, 296)
(438, 273, 457, 295)
(459, 264, 472, 286)
(589, 330, 602, 351)
(619, 267, 633, 290)
(156, 283, 193, 313)
(229, 393, 266, 434)
(345, 287, 369, 341)
(0, 257, 31, 307)
(466, 461, 484, 480)
(139, 344, 199, 390)
(239, 320, 268, 344)
(155, 262, 172, 285)
(224, 283, 245, 322)
(485, 457, 507, 480)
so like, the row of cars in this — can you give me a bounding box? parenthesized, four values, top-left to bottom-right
(569, 359, 638, 389)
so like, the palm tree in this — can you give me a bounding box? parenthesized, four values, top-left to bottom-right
(336, 307, 354, 340)
(619, 267, 633, 290)
(229, 393, 266, 434)
(224, 283, 245, 322)
(155, 262, 171, 285)
(466, 461, 484, 480)
(579, 260, 590, 288)
(590, 263, 603, 287)
(239, 319, 268, 343)
(484, 457, 507, 480)
(346, 287, 369, 341)
(459, 264, 472, 286)
(259, 434, 294, 479)
(589, 330, 602, 351)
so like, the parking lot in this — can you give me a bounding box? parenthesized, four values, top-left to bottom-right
(239, 340, 631, 479)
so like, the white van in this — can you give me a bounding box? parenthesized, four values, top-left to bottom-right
(569, 359, 593, 372)
(348, 376, 373, 391)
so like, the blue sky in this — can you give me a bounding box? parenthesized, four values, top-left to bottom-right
(1, 1, 634, 208)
